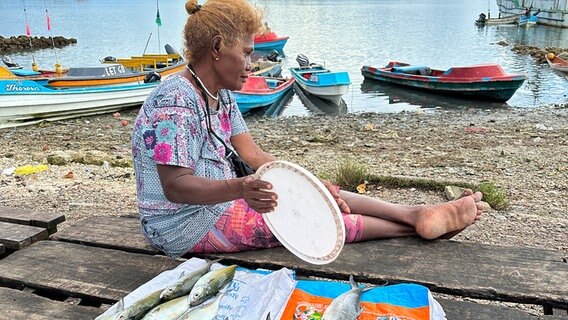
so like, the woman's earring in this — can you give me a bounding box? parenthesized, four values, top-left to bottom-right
(215, 57, 219, 61)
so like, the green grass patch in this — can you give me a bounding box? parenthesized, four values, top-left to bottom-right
(327, 159, 508, 209)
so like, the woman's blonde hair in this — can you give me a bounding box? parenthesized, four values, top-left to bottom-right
(184, 0, 263, 64)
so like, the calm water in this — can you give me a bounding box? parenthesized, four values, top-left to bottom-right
(2, 0, 568, 116)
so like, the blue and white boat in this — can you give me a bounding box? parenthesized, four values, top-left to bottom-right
(290, 65, 351, 105)
(518, 15, 538, 27)
(233, 76, 295, 113)
(0, 75, 158, 128)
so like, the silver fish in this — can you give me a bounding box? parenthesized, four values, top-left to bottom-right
(321, 275, 376, 320)
(160, 259, 220, 301)
(141, 295, 191, 320)
(113, 288, 163, 320)
(188, 264, 237, 306)
(178, 292, 225, 320)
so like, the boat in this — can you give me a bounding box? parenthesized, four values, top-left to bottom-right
(48, 46, 186, 88)
(0, 77, 159, 128)
(497, 0, 564, 27)
(233, 76, 295, 113)
(518, 15, 538, 27)
(361, 61, 526, 102)
(251, 60, 282, 78)
(475, 14, 521, 25)
(545, 52, 568, 73)
(290, 65, 351, 105)
(254, 32, 289, 52)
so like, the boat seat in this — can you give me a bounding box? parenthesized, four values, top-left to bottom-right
(241, 76, 269, 91)
(392, 65, 432, 76)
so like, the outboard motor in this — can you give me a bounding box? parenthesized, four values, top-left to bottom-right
(2, 55, 20, 68)
(296, 54, 310, 67)
(101, 56, 117, 62)
(144, 71, 161, 83)
(164, 43, 178, 55)
(266, 50, 280, 62)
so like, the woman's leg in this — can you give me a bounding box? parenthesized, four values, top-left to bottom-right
(340, 190, 484, 240)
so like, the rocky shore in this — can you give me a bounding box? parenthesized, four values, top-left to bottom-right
(0, 35, 76, 54)
(0, 105, 566, 314)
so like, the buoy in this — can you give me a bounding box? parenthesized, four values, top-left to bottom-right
(546, 52, 555, 60)
(31, 62, 39, 71)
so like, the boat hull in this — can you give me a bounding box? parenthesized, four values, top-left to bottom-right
(546, 53, 568, 73)
(497, 0, 568, 28)
(234, 77, 295, 113)
(290, 67, 351, 104)
(253, 38, 289, 51)
(0, 79, 156, 127)
(361, 64, 526, 102)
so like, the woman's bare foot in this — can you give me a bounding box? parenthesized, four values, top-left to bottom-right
(414, 191, 483, 240)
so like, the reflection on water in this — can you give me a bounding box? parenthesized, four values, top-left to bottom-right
(360, 79, 510, 111)
(293, 84, 348, 115)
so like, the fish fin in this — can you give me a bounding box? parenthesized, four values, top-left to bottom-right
(178, 270, 186, 279)
(266, 311, 271, 320)
(116, 297, 125, 312)
(348, 274, 358, 289)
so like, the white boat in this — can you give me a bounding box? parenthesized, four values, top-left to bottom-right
(0, 77, 157, 128)
(497, 0, 568, 28)
(290, 65, 351, 105)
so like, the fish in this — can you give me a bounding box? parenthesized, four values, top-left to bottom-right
(109, 288, 163, 320)
(178, 292, 225, 320)
(321, 275, 378, 320)
(141, 295, 191, 320)
(188, 264, 237, 307)
(160, 259, 220, 301)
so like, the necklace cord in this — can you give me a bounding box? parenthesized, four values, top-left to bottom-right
(186, 65, 219, 101)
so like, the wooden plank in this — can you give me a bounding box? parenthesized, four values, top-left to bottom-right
(52, 215, 160, 255)
(195, 239, 568, 310)
(438, 298, 544, 319)
(0, 241, 180, 303)
(0, 206, 65, 234)
(51, 216, 568, 310)
(0, 221, 48, 250)
(0, 287, 102, 320)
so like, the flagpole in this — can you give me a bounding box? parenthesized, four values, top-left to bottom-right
(22, 0, 38, 71)
(156, 0, 161, 54)
(43, 0, 61, 73)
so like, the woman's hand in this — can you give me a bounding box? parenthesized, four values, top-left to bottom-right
(321, 179, 351, 214)
(241, 176, 278, 213)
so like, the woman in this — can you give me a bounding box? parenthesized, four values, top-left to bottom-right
(131, 0, 484, 258)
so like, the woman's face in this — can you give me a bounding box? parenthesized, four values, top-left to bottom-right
(215, 34, 254, 91)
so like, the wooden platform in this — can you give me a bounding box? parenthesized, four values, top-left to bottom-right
(51, 215, 568, 318)
(0, 287, 101, 320)
(0, 221, 47, 250)
(0, 206, 65, 234)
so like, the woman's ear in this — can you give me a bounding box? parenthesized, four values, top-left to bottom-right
(211, 36, 222, 60)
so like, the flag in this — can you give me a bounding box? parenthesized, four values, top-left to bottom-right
(46, 12, 51, 31)
(155, 7, 162, 27)
(25, 23, 31, 36)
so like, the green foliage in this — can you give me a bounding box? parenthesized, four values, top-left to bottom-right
(477, 181, 508, 210)
(331, 158, 370, 192)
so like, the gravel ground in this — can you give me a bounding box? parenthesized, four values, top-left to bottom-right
(0, 105, 567, 316)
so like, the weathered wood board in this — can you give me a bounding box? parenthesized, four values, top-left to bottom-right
(0, 240, 180, 303)
(0, 287, 102, 320)
(0, 221, 48, 250)
(436, 298, 550, 319)
(52, 216, 568, 310)
(195, 239, 568, 310)
(52, 215, 159, 254)
(0, 206, 65, 234)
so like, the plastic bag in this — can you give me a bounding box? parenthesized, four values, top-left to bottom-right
(96, 258, 296, 320)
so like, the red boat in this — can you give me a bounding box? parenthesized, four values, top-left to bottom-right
(361, 62, 526, 102)
(254, 32, 289, 51)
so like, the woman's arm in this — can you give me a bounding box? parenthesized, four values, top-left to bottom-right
(157, 165, 277, 213)
(231, 132, 276, 169)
